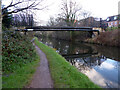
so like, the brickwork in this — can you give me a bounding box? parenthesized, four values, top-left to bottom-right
(108, 21, 119, 27)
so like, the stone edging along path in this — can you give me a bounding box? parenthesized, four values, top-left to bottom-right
(27, 43, 53, 88)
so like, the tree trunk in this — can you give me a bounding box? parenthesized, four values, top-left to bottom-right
(0, 0, 2, 89)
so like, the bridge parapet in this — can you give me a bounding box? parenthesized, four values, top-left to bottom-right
(15, 26, 100, 36)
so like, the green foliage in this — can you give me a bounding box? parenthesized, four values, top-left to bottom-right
(34, 37, 101, 88)
(2, 8, 12, 28)
(118, 24, 120, 28)
(2, 25, 8, 31)
(106, 27, 118, 31)
(2, 31, 37, 73)
(2, 55, 40, 88)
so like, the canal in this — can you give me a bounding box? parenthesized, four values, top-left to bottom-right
(37, 36, 120, 88)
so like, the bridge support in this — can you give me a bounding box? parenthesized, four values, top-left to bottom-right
(24, 31, 27, 35)
(88, 31, 93, 38)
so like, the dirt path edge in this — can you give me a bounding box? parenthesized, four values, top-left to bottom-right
(26, 43, 53, 88)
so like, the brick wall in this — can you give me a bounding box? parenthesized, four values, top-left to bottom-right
(107, 20, 119, 27)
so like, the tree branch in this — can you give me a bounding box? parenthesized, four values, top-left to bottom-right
(2, 0, 48, 17)
(2, 1, 22, 11)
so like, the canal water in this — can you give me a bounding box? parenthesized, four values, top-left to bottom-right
(37, 37, 120, 88)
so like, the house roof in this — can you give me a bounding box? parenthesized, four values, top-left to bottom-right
(106, 14, 120, 22)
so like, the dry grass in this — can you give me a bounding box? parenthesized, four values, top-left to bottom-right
(93, 29, 120, 47)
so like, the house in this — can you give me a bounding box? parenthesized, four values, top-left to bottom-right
(77, 17, 107, 30)
(106, 15, 120, 27)
(77, 17, 100, 27)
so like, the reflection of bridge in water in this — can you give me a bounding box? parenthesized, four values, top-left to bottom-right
(36, 36, 120, 88)
(64, 53, 107, 73)
(62, 52, 98, 58)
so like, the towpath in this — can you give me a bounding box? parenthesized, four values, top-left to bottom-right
(27, 43, 53, 88)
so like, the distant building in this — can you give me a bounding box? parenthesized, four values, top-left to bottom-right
(77, 17, 99, 27)
(77, 17, 107, 30)
(106, 15, 120, 27)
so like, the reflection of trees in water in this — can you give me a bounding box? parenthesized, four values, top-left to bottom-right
(38, 36, 120, 62)
(67, 42, 95, 55)
(88, 44, 120, 61)
(38, 36, 119, 70)
(66, 55, 107, 73)
(38, 36, 95, 55)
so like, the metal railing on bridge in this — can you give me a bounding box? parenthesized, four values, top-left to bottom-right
(15, 26, 100, 36)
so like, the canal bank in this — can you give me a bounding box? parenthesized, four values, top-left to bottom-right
(34, 37, 100, 88)
(2, 31, 40, 88)
(85, 29, 120, 47)
(36, 36, 120, 88)
(35, 29, 120, 47)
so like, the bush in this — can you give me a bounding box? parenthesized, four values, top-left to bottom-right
(118, 25, 120, 28)
(106, 27, 118, 31)
(2, 31, 37, 73)
(94, 29, 120, 47)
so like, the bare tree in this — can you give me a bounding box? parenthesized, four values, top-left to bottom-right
(47, 17, 57, 26)
(2, 0, 48, 17)
(13, 13, 34, 27)
(82, 10, 91, 19)
(81, 10, 91, 27)
(47, 16, 67, 27)
(58, 0, 82, 26)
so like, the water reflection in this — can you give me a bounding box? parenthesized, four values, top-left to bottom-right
(66, 56, 107, 73)
(37, 36, 120, 88)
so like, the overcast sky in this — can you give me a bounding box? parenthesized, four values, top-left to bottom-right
(34, 0, 120, 25)
(3, 0, 120, 25)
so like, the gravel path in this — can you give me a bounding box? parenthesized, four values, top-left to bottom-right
(27, 43, 53, 88)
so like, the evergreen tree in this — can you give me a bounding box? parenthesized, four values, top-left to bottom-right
(2, 6, 12, 28)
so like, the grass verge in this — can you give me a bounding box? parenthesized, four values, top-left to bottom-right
(2, 54, 40, 88)
(34, 37, 101, 88)
(2, 31, 40, 88)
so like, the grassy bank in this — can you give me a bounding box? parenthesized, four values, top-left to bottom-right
(34, 37, 101, 88)
(2, 31, 40, 88)
(2, 55, 39, 88)
(86, 29, 120, 47)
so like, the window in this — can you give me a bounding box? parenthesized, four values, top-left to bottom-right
(111, 22, 113, 25)
(115, 21, 117, 25)
(108, 23, 111, 27)
(107, 18, 109, 21)
(114, 16, 117, 20)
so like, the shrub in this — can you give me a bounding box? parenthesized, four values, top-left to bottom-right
(94, 29, 120, 47)
(2, 31, 37, 73)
